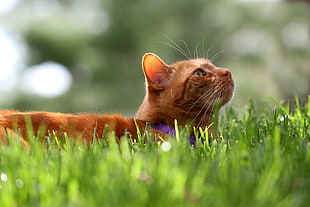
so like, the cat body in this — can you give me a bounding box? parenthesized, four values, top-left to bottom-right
(0, 111, 150, 144)
(0, 53, 234, 145)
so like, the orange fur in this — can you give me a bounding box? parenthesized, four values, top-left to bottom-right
(0, 112, 161, 144)
(0, 53, 234, 145)
(137, 53, 234, 131)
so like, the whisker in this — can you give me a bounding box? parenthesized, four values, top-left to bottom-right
(192, 90, 220, 123)
(180, 90, 215, 122)
(201, 38, 206, 59)
(192, 88, 217, 108)
(194, 42, 201, 59)
(198, 93, 221, 128)
(206, 45, 214, 60)
(177, 87, 215, 107)
(179, 40, 193, 59)
(161, 34, 191, 59)
(196, 88, 222, 125)
(158, 41, 191, 60)
(195, 96, 215, 127)
(210, 49, 224, 62)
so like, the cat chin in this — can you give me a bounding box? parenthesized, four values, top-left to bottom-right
(222, 90, 235, 105)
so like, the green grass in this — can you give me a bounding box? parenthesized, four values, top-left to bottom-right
(0, 97, 309, 207)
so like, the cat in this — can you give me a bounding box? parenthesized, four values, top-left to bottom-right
(0, 53, 234, 145)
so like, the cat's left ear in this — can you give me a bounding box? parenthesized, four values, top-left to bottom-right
(142, 53, 172, 88)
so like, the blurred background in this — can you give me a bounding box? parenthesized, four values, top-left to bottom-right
(0, 0, 309, 116)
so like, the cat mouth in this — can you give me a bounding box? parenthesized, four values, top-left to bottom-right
(220, 81, 235, 105)
(222, 79, 235, 91)
(228, 82, 235, 91)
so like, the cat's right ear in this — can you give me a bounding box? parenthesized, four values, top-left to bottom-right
(142, 53, 172, 88)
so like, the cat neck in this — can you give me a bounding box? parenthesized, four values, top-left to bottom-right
(136, 96, 215, 129)
(152, 123, 198, 145)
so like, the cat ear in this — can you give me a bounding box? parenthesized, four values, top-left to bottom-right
(142, 53, 172, 88)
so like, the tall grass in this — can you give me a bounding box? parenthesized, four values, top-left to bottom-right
(0, 97, 309, 207)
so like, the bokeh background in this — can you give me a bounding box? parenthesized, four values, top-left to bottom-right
(0, 0, 309, 116)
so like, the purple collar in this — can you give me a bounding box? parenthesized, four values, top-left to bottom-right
(152, 123, 197, 145)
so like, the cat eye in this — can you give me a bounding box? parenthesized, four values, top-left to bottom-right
(193, 69, 207, 77)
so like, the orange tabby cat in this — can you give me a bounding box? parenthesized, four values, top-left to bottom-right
(0, 53, 234, 145)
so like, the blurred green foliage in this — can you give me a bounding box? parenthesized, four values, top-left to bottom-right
(0, 0, 309, 114)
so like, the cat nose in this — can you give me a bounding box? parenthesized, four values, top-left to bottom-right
(216, 68, 231, 77)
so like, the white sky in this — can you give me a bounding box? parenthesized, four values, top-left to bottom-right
(0, 29, 19, 91)
(0, 28, 72, 97)
(0, 0, 73, 97)
(0, 0, 18, 14)
(20, 62, 72, 97)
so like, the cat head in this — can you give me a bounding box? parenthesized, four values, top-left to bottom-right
(136, 53, 234, 128)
